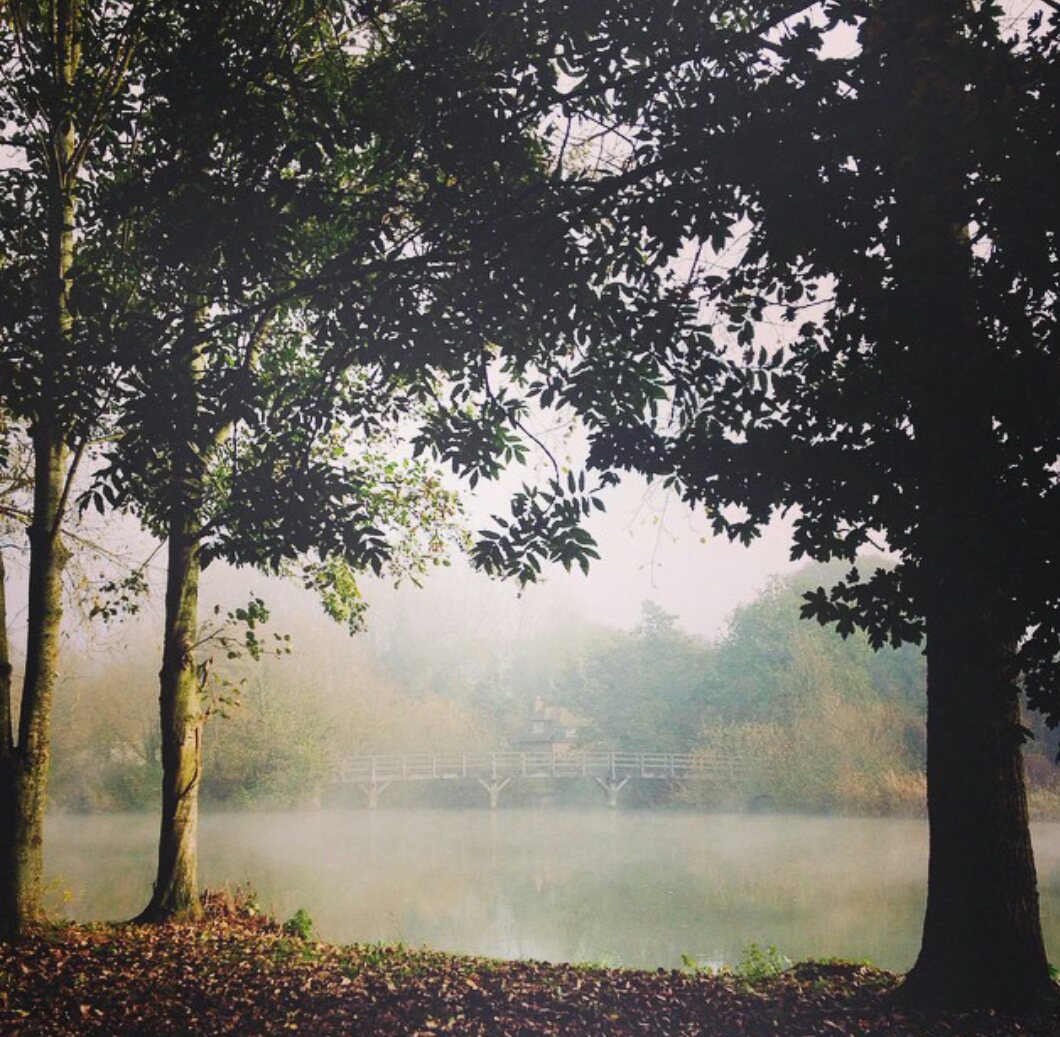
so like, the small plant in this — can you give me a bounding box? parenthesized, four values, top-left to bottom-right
(574, 952, 620, 970)
(271, 937, 320, 965)
(282, 907, 314, 941)
(681, 944, 790, 982)
(41, 875, 77, 919)
(680, 953, 714, 974)
(733, 942, 791, 982)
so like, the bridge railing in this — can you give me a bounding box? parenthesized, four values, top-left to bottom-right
(333, 749, 752, 784)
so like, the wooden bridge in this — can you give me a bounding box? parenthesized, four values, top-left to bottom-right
(332, 749, 752, 808)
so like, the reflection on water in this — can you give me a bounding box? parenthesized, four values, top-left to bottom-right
(44, 809, 1060, 971)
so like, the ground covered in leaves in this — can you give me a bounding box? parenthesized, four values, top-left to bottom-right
(1, 894, 1057, 1036)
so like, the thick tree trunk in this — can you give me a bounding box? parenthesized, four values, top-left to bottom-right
(867, 2, 1057, 1009)
(136, 507, 205, 923)
(898, 343, 1055, 1010)
(900, 333, 1053, 1008)
(901, 600, 1053, 1007)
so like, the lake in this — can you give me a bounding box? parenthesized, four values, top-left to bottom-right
(44, 809, 1060, 972)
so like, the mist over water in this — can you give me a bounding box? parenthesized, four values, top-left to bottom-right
(45, 809, 1060, 972)
(22, 481, 1060, 976)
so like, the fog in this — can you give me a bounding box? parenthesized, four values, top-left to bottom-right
(13, 464, 1056, 970)
(5, 464, 807, 728)
(42, 808, 1060, 971)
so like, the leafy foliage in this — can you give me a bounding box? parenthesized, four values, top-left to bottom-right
(507, 0, 1060, 718)
(282, 908, 314, 942)
(690, 564, 927, 812)
(551, 602, 714, 752)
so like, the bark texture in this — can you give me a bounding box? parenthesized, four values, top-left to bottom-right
(0, 552, 12, 756)
(0, 0, 78, 937)
(136, 310, 209, 924)
(136, 506, 205, 923)
(0, 437, 69, 936)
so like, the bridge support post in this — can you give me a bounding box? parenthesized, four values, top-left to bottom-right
(477, 777, 511, 809)
(359, 781, 390, 809)
(595, 776, 630, 808)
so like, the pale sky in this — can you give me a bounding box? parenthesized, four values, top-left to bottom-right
(455, 473, 799, 641)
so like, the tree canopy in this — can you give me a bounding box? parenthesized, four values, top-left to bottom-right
(462, 0, 1059, 1009)
(1, 0, 1057, 1012)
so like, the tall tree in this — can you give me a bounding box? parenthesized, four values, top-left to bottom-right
(0, 0, 143, 936)
(0, 0, 639, 934)
(85, 0, 644, 921)
(83, 0, 467, 921)
(493, 0, 1059, 1010)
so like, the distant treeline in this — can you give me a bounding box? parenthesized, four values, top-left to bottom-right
(48, 561, 1060, 816)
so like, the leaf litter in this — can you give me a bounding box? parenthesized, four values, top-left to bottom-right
(0, 891, 1056, 1036)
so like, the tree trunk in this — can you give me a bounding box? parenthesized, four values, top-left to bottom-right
(901, 590, 1053, 1007)
(867, 2, 1057, 1009)
(0, 552, 12, 756)
(0, 0, 79, 933)
(135, 506, 205, 922)
(136, 302, 209, 924)
(900, 343, 1054, 1008)
(896, 337, 1056, 1008)
(0, 549, 21, 938)
(902, 322, 1050, 1007)
(0, 436, 69, 937)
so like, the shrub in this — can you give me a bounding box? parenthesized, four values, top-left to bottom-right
(282, 908, 314, 941)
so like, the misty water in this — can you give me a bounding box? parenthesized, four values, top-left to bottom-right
(45, 809, 1060, 972)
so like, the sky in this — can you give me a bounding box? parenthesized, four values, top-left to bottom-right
(453, 473, 800, 641)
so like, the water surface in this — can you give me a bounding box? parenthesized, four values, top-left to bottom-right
(44, 809, 1060, 971)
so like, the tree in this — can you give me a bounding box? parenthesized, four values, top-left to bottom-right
(509, 0, 1059, 1010)
(709, 564, 925, 726)
(559, 602, 712, 751)
(0, 0, 145, 936)
(2, 0, 650, 934)
(81, 0, 472, 922)
(699, 564, 926, 813)
(76, 0, 646, 923)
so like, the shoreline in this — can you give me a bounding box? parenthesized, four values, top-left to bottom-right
(1, 894, 1057, 1036)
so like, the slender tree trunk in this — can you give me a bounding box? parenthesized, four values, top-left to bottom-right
(136, 303, 270, 924)
(0, 552, 12, 756)
(0, 0, 79, 938)
(136, 505, 205, 922)
(0, 548, 22, 937)
(136, 314, 207, 924)
(0, 437, 69, 937)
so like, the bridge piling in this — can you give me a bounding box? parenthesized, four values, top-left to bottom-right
(477, 777, 511, 809)
(595, 775, 630, 808)
(360, 781, 390, 809)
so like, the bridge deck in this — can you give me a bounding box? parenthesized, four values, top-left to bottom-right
(334, 750, 750, 785)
